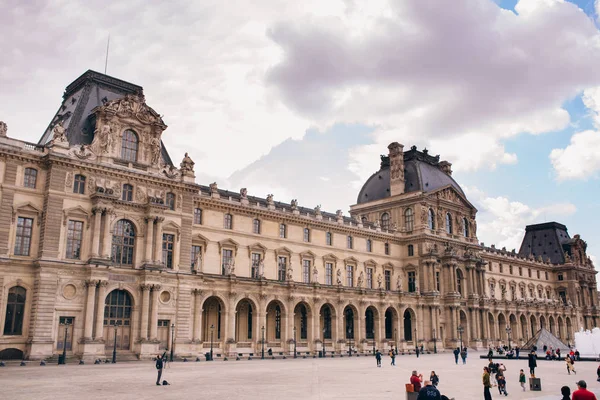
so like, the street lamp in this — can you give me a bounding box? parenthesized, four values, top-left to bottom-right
(505, 325, 512, 351)
(457, 325, 464, 351)
(210, 324, 214, 361)
(433, 328, 437, 354)
(170, 323, 175, 362)
(322, 328, 326, 357)
(112, 321, 120, 364)
(372, 329, 376, 356)
(414, 328, 418, 354)
(394, 328, 398, 353)
(293, 326, 297, 359)
(347, 327, 352, 356)
(261, 326, 265, 360)
(59, 320, 71, 365)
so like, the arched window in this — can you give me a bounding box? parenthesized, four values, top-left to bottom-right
(300, 306, 308, 340)
(365, 308, 374, 339)
(247, 304, 253, 339)
(3, 286, 26, 335)
(23, 167, 37, 189)
(457, 269, 463, 296)
(73, 174, 86, 194)
(122, 184, 133, 201)
(121, 130, 139, 162)
(166, 192, 175, 210)
(428, 209, 435, 230)
(381, 212, 390, 231)
(404, 208, 414, 231)
(253, 219, 261, 234)
(224, 213, 232, 229)
(462, 217, 469, 237)
(111, 220, 135, 265)
(445, 213, 453, 234)
(323, 306, 332, 339)
(194, 208, 202, 225)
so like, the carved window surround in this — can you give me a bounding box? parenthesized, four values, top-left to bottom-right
(62, 206, 91, 229)
(219, 238, 239, 257)
(273, 246, 292, 263)
(12, 202, 42, 226)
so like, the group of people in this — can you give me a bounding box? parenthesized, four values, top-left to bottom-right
(409, 370, 454, 400)
(452, 347, 468, 364)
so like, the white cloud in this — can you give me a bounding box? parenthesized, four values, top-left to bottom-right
(550, 86, 600, 180)
(464, 186, 577, 250)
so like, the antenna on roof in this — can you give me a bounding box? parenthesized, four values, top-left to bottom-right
(104, 34, 110, 75)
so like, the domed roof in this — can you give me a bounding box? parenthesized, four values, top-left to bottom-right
(356, 146, 465, 204)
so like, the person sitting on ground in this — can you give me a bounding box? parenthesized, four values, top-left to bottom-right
(487, 347, 494, 358)
(561, 385, 571, 400)
(573, 380, 597, 400)
(545, 350, 552, 360)
(417, 380, 441, 400)
(430, 371, 439, 388)
(410, 370, 424, 392)
(575, 349, 581, 361)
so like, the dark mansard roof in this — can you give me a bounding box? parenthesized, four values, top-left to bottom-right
(356, 146, 465, 204)
(518, 222, 570, 264)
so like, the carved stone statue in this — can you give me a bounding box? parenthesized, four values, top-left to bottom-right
(150, 136, 161, 164)
(266, 194, 274, 204)
(95, 124, 113, 154)
(564, 252, 571, 262)
(226, 259, 235, 275)
(377, 274, 383, 289)
(357, 271, 364, 288)
(240, 188, 248, 198)
(312, 266, 318, 283)
(258, 259, 265, 278)
(291, 199, 298, 208)
(396, 275, 402, 290)
(336, 269, 342, 285)
(210, 182, 218, 193)
(193, 252, 202, 270)
(180, 152, 195, 173)
(287, 263, 294, 281)
(51, 122, 68, 143)
(0, 121, 7, 136)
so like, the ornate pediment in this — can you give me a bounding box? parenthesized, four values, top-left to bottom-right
(98, 94, 166, 127)
(431, 185, 476, 211)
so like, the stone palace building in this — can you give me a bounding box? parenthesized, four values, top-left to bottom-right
(0, 70, 597, 361)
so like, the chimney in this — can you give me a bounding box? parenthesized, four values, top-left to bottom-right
(439, 160, 452, 176)
(388, 142, 405, 196)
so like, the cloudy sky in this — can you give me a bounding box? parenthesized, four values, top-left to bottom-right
(1, 0, 599, 263)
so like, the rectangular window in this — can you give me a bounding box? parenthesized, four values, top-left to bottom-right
(303, 259, 311, 283)
(325, 262, 333, 285)
(166, 193, 175, 210)
(278, 256, 287, 281)
(224, 213, 232, 229)
(57, 317, 75, 351)
(509, 265, 513, 275)
(346, 265, 353, 287)
(24, 168, 37, 189)
(73, 175, 86, 194)
(253, 219, 261, 234)
(499, 264, 503, 273)
(559, 290, 567, 304)
(279, 224, 287, 239)
(366, 239, 372, 252)
(537, 270, 540, 279)
(251, 253, 261, 279)
(408, 271, 416, 293)
(122, 184, 133, 201)
(384, 243, 390, 255)
(366, 268, 373, 289)
(162, 234, 175, 269)
(408, 244, 414, 257)
(558, 273, 563, 281)
(528, 269, 532, 278)
(436, 271, 440, 291)
(384, 270, 391, 291)
(14, 217, 33, 256)
(194, 208, 202, 224)
(519, 266, 523, 276)
(545, 271, 548, 280)
(191, 245, 202, 270)
(222, 249, 233, 275)
(347, 236, 353, 249)
(303, 228, 310, 243)
(66, 220, 84, 259)
(326, 232, 332, 246)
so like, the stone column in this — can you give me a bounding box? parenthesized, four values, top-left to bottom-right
(145, 217, 154, 263)
(192, 289, 202, 341)
(432, 264, 437, 292)
(153, 217, 164, 264)
(90, 208, 102, 258)
(418, 305, 425, 342)
(83, 280, 97, 339)
(483, 310, 490, 341)
(101, 208, 113, 259)
(94, 281, 108, 339)
(139, 285, 151, 341)
(149, 285, 161, 340)
(448, 306, 455, 342)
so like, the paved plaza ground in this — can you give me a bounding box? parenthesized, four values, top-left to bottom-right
(2, 352, 600, 399)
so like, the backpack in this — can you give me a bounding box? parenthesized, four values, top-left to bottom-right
(162, 380, 170, 385)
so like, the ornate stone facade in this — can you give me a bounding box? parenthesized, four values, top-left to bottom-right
(0, 71, 597, 361)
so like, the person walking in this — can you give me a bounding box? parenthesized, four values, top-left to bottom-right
(417, 380, 441, 400)
(483, 367, 493, 400)
(528, 350, 537, 377)
(573, 380, 597, 400)
(560, 386, 571, 400)
(515, 346, 520, 359)
(519, 369, 526, 392)
(416, 346, 420, 358)
(375, 349, 382, 367)
(453, 347, 460, 364)
(430, 371, 439, 388)
(155, 353, 165, 386)
(460, 348, 467, 364)
(389, 349, 396, 366)
(566, 355, 577, 375)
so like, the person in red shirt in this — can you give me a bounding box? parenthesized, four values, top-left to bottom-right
(410, 370, 423, 392)
(573, 380, 597, 400)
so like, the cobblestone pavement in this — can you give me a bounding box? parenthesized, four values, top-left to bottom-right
(2, 352, 600, 399)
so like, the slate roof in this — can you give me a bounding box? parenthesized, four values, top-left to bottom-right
(518, 222, 570, 264)
(38, 70, 173, 166)
(356, 146, 465, 204)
